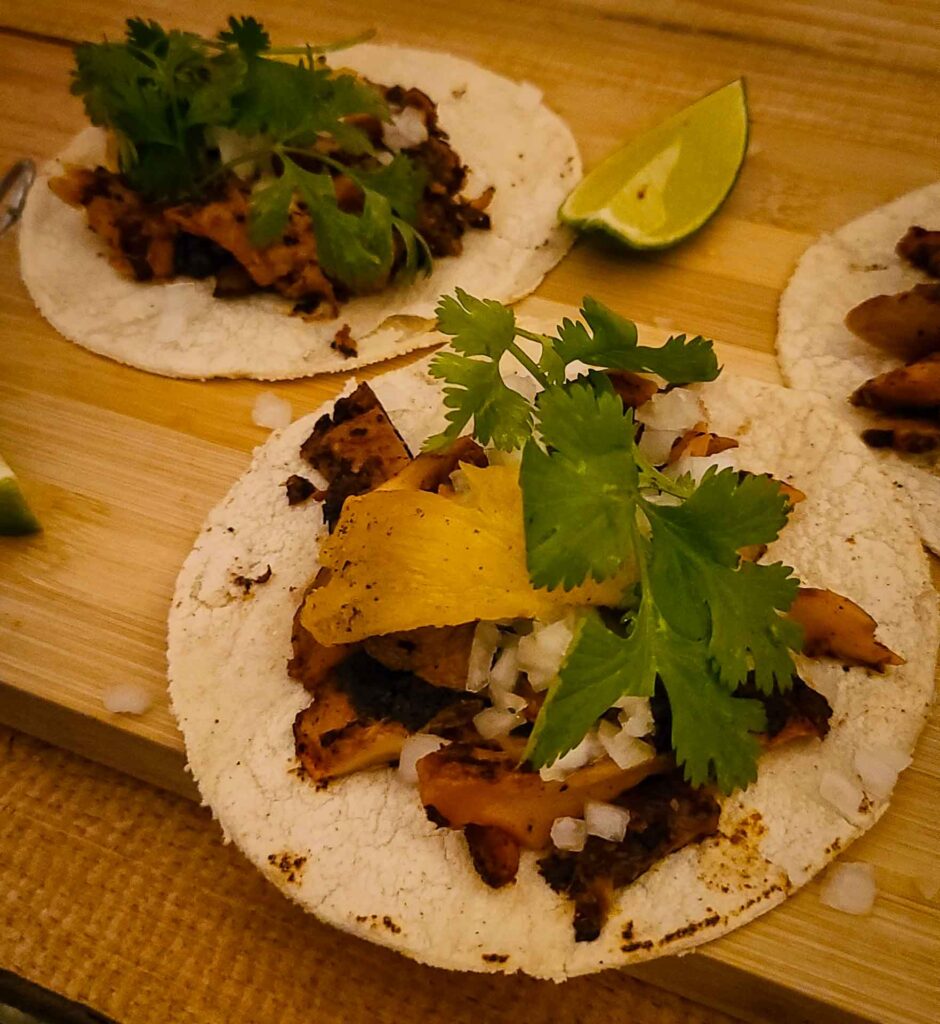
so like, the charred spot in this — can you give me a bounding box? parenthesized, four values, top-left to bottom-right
(285, 474, 319, 506)
(736, 675, 832, 740)
(331, 323, 358, 359)
(661, 913, 722, 944)
(482, 953, 509, 964)
(173, 231, 233, 279)
(382, 915, 401, 934)
(539, 773, 720, 942)
(333, 651, 472, 731)
(232, 565, 272, 593)
(424, 804, 450, 828)
(621, 939, 655, 953)
(621, 921, 634, 941)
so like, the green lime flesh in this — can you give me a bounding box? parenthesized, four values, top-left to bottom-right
(561, 79, 749, 249)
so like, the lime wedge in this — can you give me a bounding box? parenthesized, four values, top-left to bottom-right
(561, 79, 748, 249)
(0, 455, 41, 535)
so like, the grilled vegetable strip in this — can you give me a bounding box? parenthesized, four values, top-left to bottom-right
(788, 588, 903, 670)
(844, 283, 940, 363)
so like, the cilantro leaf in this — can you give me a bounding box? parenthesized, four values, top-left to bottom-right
(520, 375, 639, 589)
(526, 599, 767, 792)
(284, 159, 394, 291)
(644, 468, 801, 692)
(218, 15, 270, 57)
(125, 18, 169, 52)
(555, 297, 719, 383)
(525, 605, 656, 766)
(436, 289, 518, 358)
(425, 354, 532, 452)
(358, 154, 427, 225)
(657, 633, 766, 790)
(247, 175, 295, 247)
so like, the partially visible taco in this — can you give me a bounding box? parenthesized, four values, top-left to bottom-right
(19, 20, 578, 379)
(777, 182, 940, 553)
(167, 296, 936, 978)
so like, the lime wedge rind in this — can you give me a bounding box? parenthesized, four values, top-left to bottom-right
(560, 79, 749, 251)
(0, 457, 42, 536)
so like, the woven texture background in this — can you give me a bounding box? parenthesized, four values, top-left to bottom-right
(0, 726, 743, 1024)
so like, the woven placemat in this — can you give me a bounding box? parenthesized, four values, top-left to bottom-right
(0, 726, 746, 1024)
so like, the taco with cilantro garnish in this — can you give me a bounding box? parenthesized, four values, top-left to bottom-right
(167, 294, 937, 978)
(18, 18, 578, 379)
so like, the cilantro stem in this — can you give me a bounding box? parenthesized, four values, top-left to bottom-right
(506, 340, 551, 389)
(265, 29, 376, 55)
(635, 450, 695, 499)
(195, 147, 276, 189)
(515, 327, 555, 348)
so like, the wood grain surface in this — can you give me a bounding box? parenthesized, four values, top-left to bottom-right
(0, 1, 938, 1022)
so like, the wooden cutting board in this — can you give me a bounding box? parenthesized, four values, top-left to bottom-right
(1, 2, 938, 1022)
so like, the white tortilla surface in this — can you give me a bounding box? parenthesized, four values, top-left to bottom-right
(167, 344, 937, 979)
(777, 183, 940, 554)
(19, 44, 579, 379)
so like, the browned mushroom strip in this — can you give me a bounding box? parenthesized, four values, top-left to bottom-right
(861, 416, 940, 454)
(788, 587, 903, 671)
(668, 421, 739, 464)
(464, 824, 521, 888)
(609, 371, 659, 410)
(417, 745, 672, 849)
(844, 283, 940, 363)
(851, 352, 940, 413)
(896, 226, 940, 277)
(364, 623, 476, 690)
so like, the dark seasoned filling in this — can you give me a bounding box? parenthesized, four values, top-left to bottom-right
(538, 773, 721, 942)
(299, 382, 412, 530)
(49, 85, 491, 308)
(285, 474, 319, 506)
(332, 650, 473, 732)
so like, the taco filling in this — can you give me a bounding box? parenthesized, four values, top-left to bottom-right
(844, 226, 940, 453)
(281, 294, 902, 941)
(49, 17, 491, 321)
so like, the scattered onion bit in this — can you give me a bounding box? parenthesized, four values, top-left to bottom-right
(550, 816, 587, 852)
(819, 862, 876, 915)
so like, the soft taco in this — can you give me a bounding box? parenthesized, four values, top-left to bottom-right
(167, 295, 936, 978)
(777, 183, 940, 553)
(19, 18, 578, 379)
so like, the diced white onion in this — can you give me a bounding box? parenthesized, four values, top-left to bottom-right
(550, 816, 587, 852)
(467, 622, 501, 692)
(381, 106, 428, 151)
(102, 683, 152, 715)
(398, 734, 448, 784)
(473, 707, 524, 740)
(669, 449, 738, 484)
(597, 720, 656, 770)
(488, 644, 519, 691)
(210, 128, 266, 180)
(252, 392, 293, 430)
(854, 745, 912, 800)
(517, 616, 575, 691)
(620, 701, 654, 738)
(584, 800, 631, 843)
(539, 731, 604, 781)
(819, 862, 877, 915)
(819, 769, 866, 823)
(491, 688, 528, 714)
(637, 426, 680, 467)
(635, 387, 702, 432)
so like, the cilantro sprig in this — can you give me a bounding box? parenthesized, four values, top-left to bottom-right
(425, 291, 802, 793)
(424, 289, 719, 451)
(71, 17, 432, 290)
